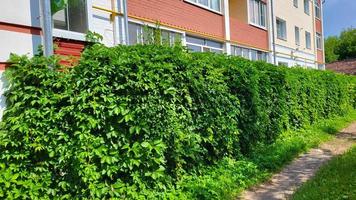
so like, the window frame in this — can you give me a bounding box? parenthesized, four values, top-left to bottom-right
(276, 18, 287, 41)
(305, 31, 311, 49)
(248, 0, 267, 29)
(278, 61, 289, 67)
(52, 0, 93, 41)
(186, 35, 224, 53)
(304, 0, 310, 15)
(314, 0, 321, 19)
(316, 32, 322, 50)
(295, 26, 300, 46)
(184, 0, 222, 14)
(231, 45, 268, 62)
(128, 21, 183, 46)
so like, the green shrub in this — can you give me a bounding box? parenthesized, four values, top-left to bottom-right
(0, 44, 355, 199)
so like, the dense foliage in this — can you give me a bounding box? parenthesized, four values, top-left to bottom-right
(325, 28, 356, 63)
(0, 44, 355, 199)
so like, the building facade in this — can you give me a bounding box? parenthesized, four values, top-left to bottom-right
(0, 0, 325, 117)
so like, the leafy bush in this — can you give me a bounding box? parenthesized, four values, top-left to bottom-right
(0, 44, 355, 199)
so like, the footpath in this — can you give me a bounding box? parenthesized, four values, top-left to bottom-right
(240, 122, 356, 200)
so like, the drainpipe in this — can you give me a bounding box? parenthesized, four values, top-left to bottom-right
(123, 0, 129, 45)
(224, 0, 231, 55)
(321, 0, 325, 69)
(270, 0, 276, 65)
(112, 0, 119, 45)
(40, 0, 53, 56)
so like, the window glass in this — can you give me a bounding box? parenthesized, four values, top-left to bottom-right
(187, 0, 221, 12)
(53, 0, 88, 33)
(257, 51, 267, 61)
(161, 30, 170, 45)
(304, 0, 310, 15)
(53, 9, 67, 30)
(278, 62, 289, 67)
(294, 0, 298, 7)
(251, 50, 257, 61)
(128, 22, 140, 45)
(232, 45, 267, 62)
(277, 18, 287, 40)
(186, 35, 205, 45)
(206, 40, 223, 48)
(316, 33, 322, 49)
(210, 49, 223, 53)
(249, 0, 267, 28)
(187, 44, 202, 52)
(170, 32, 182, 45)
(295, 26, 300, 45)
(260, 3, 266, 27)
(186, 35, 223, 53)
(305, 31, 311, 49)
(210, 0, 221, 11)
(198, 0, 209, 6)
(242, 48, 249, 59)
(315, 0, 321, 18)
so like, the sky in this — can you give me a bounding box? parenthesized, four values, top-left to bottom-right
(323, 0, 356, 37)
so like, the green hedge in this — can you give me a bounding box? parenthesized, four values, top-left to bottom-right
(0, 44, 355, 199)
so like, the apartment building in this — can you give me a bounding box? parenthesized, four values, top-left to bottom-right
(0, 0, 324, 116)
(272, 0, 324, 68)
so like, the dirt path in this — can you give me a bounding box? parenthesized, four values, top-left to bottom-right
(239, 122, 356, 200)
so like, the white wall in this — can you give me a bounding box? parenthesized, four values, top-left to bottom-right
(91, 0, 116, 46)
(0, 31, 42, 61)
(0, 0, 41, 28)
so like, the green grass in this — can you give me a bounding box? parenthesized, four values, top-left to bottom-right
(177, 110, 356, 199)
(291, 146, 356, 200)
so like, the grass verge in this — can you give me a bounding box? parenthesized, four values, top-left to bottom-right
(177, 110, 356, 199)
(291, 146, 356, 200)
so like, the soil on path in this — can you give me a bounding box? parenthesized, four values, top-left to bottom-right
(239, 122, 356, 200)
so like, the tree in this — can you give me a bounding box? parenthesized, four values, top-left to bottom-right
(324, 28, 356, 63)
(325, 36, 340, 63)
(336, 28, 356, 60)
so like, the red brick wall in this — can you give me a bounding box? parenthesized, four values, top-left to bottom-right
(315, 19, 322, 33)
(128, 0, 225, 39)
(54, 38, 85, 66)
(230, 18, 269, 50)
(317, 49, 323, 63)
(0, 62, 10, 71)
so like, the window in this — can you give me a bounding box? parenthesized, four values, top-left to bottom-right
(231, 46, 268, 62)
(295, 26, 300, 45)
(53, 0, 88, 33)
(249, 0, 267, 28)
(304, 0, 310, 15)
(186, 0, 221, 12)
(294, 0, 298, 7)
(305, 31, 311, 49)
(128, 23, 141, 45)
(278, 61, 289, 67)
(316, 32, 322, 49)
(276, 18, 287, 40)
(186, 35, 223, 53)
(315, 0, 321, 19)
(128, 22, 182, 46)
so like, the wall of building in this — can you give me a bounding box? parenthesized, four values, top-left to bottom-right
(0, 0, 43, 119)
(127, 0, 225, 40)
(229, 0, 269, 51)
(0, 0, 42, 62)
(273, 0, 317, 68)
